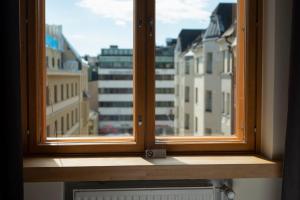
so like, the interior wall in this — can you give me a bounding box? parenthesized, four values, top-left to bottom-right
(233, 178, 282, 200)
(24, 182, 64, 200)
(261, 0, 292, 160)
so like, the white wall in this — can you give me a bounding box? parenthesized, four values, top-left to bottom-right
(233, 179, 282, 200)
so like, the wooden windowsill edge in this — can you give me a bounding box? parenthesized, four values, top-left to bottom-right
(23, 155, 282, 182)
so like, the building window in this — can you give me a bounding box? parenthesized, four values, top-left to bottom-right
(185, 61, 190, 75)
(205, 90, 212, 112)
(71, 110, 74, 126)
(54, 85, 58, 103)
(54, 120, 58, 136)
(185, 87, 190, 103)
(226, 93, 231, 115)
(222, 92, 225, 113)
(57, 58, 61, 68)
(66, 84, 69, 99)
(206, 52, 213, 74)
(71, 83, 74, 97)
(61, 117, 64, 135)
(67, 113, 70, 130)
(61, 84, 64, 101)
(52, 57, 55, 68)
(184, 114, 190, 130)
(75, 83, 78, 96)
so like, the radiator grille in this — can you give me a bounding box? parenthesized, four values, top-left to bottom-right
(74, 187, 215, 200)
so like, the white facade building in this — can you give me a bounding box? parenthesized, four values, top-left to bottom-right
(174, 3, 236, 136)
(97, 41, 176, 136)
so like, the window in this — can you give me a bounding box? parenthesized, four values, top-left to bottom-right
(185, 87, 190, 103)
(206, 53, 213, 74)
(71, 83, 74, 97)
(75, 83, 78, 96)
(54, 85, 57, 103)
(205, 90, 213, 112)
(66, 84, 69, 99)
(57, 58, 60, 68)
(22, 0, 260, 154)
(61, 117, 64, 135)
(184, 114, 190, 130)
(52, 57, 55, 68)
(226, 93, 231, 115)
(54, 120, 58, 136)
(61, 84, 64, 101)
(67, 113, 70, 131)
(71, 110, 74, 126)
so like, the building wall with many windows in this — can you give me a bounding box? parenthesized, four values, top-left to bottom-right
(45, 24, 98, 137)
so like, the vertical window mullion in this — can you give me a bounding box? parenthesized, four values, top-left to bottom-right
(133, 0, 147, 150)
(144, 0, 157, 149)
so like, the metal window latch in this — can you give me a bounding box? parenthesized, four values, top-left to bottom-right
(149, 18, 154, 37)
(138, 115, 142, 126)
(145, 149, 167, 158)
(137, 19, 143, 29)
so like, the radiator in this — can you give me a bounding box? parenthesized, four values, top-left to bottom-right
(73, 187, 216, 200)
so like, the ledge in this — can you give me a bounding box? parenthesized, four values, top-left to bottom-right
(23, 155, 282, 182)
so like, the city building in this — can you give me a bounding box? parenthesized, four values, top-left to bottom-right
(97, 40, 176, 136)
(174, 29, 205, 136)
(174, 3, 236, 136)
(45, 25, 98, 137)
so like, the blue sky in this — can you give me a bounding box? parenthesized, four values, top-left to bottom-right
(46, 0, 236, 56)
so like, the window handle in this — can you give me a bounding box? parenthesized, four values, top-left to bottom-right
(137, 18, 143, 29)
(149, 18, 154, 37)
(138, 115, 143, 126)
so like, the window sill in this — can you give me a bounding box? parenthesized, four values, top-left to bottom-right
(23, 155, 281, 182)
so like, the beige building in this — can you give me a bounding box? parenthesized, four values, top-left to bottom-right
(45, 25, 98, 137)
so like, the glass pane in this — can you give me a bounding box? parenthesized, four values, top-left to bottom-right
(45, 0, 134, 138)
(155, 0, 237, 137)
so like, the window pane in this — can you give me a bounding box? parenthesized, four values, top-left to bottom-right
(45, 0, 134, 138)
(155, 0, 237, 137)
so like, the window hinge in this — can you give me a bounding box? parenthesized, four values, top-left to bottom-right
(26, 129, 30, 136)
(254, 127, 257, 134)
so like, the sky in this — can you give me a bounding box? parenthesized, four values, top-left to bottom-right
(46, 0, 236, 56)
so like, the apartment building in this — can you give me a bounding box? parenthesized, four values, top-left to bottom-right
(174, 29, 205, 136)
(97, 41, 176, 136)
(45, 25, 98, 137)
(174, 3, 236, 136)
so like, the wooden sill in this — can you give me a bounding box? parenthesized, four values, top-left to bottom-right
(23, 155, 281, 182)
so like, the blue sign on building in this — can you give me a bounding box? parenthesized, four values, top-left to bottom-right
(46, 34, 59, 50)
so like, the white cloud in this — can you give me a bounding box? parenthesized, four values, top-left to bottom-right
(76, 0, 133, 26)
(77, 0, 211, 25)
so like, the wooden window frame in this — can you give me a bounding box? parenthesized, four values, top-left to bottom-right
(20, 0, 262, 155)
